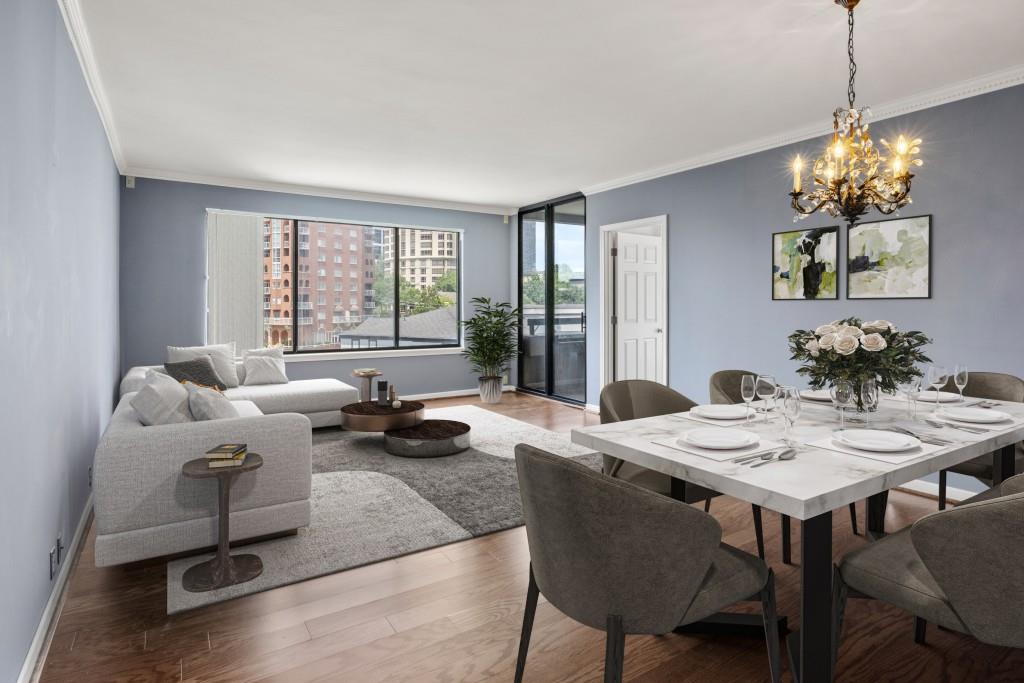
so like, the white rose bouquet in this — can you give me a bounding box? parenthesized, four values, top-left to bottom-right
(788, 317, 931, 409)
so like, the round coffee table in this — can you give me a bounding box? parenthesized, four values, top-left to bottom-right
(180, 454, 264, 592)
(384, 419, 471, 458)
(340, 400, 425, 432)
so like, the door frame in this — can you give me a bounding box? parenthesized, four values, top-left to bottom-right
(599, 215, 668, 391)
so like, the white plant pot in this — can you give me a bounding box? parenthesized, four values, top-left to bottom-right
(479, 376, 503, 404)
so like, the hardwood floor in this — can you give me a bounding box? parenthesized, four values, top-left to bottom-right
(38, 393, 1021, 682)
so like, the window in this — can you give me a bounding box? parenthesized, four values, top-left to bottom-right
(219, 217, 461, 353)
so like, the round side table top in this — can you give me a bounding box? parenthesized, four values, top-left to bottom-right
(182, 453, 263, 479)
(341, 400, 424, 416)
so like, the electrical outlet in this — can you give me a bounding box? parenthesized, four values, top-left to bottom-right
(49, 547, 57, 581)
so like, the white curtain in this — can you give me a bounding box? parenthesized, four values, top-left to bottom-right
(206, 211, 263, 351)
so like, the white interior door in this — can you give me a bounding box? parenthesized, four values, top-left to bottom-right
(614, 233, 665, 382)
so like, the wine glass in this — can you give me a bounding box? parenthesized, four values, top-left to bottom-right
(860, 378, 878, 427)
(897, 378, 921, 419)
(831, 380, 854, 430)
(954, 365, 969, 403)
(926, 365, 949, 412)
(755, 375, 776, 424)
(740, 375, 756, 423)
(780, 386, 802, 445)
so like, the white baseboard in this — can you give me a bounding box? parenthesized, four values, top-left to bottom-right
(405, 385, 515, 401)
(896, 479, 976, 504)
(584, 403, 600, 414)
(19, 493, 93, 683)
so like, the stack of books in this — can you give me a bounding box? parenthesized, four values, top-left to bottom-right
(205, 443, 247, 468)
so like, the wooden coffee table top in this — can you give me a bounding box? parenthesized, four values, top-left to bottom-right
(385, 419, 470, 440)
(341, 400, 425, 416)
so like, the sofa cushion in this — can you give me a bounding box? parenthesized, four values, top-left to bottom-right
(230, 400, 263, 418)
(165, 356, 227, 390)
(186, 383, 240, 421)
(223, 378, 358, 415)
(130, 372, 192, 426)
(168, 342, 240, 388)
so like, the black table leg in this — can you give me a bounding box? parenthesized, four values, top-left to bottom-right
(993, 444, 1016, 485)
(787, 511, 833, 683)
(866, 491, 888, 541)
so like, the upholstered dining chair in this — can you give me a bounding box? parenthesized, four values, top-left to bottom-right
(832, 473, 1024, 668)
(514, 444, 782, 683)
(599, 379, 768, 560)
(936, 372, 1024, 509)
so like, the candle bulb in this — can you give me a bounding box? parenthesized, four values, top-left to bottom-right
(792, 156, 802, 193)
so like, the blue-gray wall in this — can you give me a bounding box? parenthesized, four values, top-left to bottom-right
(586, 84, 1024, 493)
(0, 1, 120, 680)
(119, 179, 511, 394)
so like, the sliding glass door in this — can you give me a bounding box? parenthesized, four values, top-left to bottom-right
(518, 195, 586, 404)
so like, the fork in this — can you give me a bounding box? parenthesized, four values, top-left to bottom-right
(925, 418, 990, 434)
(888, 426, 951, 446)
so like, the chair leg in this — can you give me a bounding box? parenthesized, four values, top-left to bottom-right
(831, 565, 848, 673)
(938, 470, 948, 510)
(604, 614, 625, 683)
(914, 616, 927, 644)
(752, 504, 765, 560)
(514, 565, 539, 683)
(759, 569, 782, 683)
(781, 514, 792, 565)
(704, 497, 712, 513)
(848, 502, 859, 535)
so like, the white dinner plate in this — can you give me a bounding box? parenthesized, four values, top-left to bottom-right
(690, 404, 755, 420)
(833, 429, 920, 453)
(681, 428, 759, 450)
(936, 407, 1013, 424)
(916, 391, 962, 403)
(801, 389, 833, 402)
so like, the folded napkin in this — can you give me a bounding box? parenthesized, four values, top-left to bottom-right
(682, 412, 754, 428)
(650, 434, 786, 462)
(806, 434, 944, 465)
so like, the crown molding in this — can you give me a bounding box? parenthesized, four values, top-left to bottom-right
(580, 64, 1024, 197)
(124, 166, 518, 216)
(58, 0, 127, 172)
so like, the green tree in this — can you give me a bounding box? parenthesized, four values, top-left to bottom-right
(436, 270, 458, 292)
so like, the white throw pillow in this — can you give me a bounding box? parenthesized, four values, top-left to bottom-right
(185, 383, 240, 421)
(130, 372, 192, 425)
(167, 342, 239, 388)
(242, 348, 289, 385)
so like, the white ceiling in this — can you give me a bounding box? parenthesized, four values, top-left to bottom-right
(71, 0, 1024, 214)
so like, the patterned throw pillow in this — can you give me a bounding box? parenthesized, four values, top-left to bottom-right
(164, 356, 227, 391)
(167, 342, 240, 387)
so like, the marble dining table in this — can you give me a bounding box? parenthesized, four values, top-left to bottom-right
(570, 395, 1024, 683)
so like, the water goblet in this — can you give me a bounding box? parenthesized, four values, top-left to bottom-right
(755, 375, 776, 424)
(740, 375, 756, 423)
(831, 380, 854, 430)
(926, 365, 949, 412)
(954, 365, 969, 403)
(860, 378, 878, 427)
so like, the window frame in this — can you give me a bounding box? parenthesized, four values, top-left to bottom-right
(248, 211, 463, 356)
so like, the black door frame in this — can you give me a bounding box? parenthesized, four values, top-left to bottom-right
(516, 193, 586, 405)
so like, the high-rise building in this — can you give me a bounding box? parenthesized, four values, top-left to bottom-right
(382, 228, 457, 288)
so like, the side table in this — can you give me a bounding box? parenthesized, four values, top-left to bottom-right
(181, 453, 264, 592)
(340, 400, 425, 432)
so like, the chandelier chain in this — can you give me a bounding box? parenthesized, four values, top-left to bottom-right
(847, 9, 856, 108)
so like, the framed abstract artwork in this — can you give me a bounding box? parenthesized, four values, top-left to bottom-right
(772, 226, 839, 300)
(847, 215, 931, 299)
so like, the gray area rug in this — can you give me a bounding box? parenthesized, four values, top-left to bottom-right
(167, 405, 599, 613)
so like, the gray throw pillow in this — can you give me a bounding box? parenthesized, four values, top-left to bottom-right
(130, 372, 192, 426)
(186, 383, 240, 421)
(164, 355, 227, 390)
(167, 342, 240, 387)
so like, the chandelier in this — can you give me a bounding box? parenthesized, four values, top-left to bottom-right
(790, 0, 922, 225)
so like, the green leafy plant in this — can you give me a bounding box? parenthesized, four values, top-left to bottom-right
(788, 317, 932, 408)
(462, 297, 519, 378)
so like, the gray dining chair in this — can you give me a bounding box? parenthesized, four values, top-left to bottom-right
(832, 473, 1024, 668)
(514, 444, 781, 683)
(709, 370, 859, 563)
(936, 372, 1024, 509)
(599, 380, 768, 560)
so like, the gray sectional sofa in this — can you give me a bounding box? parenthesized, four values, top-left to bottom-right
(93, 365, 358, 566)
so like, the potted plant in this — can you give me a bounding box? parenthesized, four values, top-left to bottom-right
(462, 297, 519, 404)
(788, 317, 932, 410)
